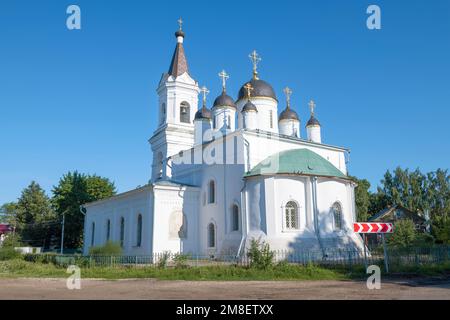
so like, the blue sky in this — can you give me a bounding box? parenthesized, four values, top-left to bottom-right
(0, 0, 449, 204)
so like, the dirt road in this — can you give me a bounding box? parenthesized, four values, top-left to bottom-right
(0, 278, 449, 300)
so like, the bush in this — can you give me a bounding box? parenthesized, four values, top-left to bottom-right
(388, 219, 417, 247)
(433, 217, 450, 244)
(23, 253, 57, 264)
(0, 247, 22, 261)
(89, 241, 122, 256)
(0, 259, 28, 272)
(157, 251, 171, 269)
(1, 234, 22, 248)
(247, 238, 274, 270)
(173, 253, 190, 269)
(414, 233, 435, 246)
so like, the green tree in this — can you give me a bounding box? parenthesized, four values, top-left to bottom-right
(0, 202, 18, 225)
(373, 167, 449, 241)
(351, 177, 371, 221)
(387, 219, 417, 247)
(52, 171, 116, 249)
(15, 181, 56, 248)
(426, 169, 449, 221)
(432, 216, 450, 244)
(368, 189, 390, 217)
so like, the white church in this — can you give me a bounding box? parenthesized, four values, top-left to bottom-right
(82, 22, 364, 257)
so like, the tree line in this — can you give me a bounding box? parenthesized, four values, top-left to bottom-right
(352, 167, 449, 244)
(0, 171, 115, 250)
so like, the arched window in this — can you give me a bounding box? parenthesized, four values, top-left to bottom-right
(332, 202, 343, 231)
(227, 115, 231, 129)
(180, 102, 190, 123)
(91, 222, 95, 246)
(285, 201, 299, 230)
(120, 217, 125, 247)
(231, 204, 239, 231)
(179, 214, 187, 239)
(169, 211, 187, 239)
(208, 180, 215, 204)
(106, 219, 111, 241)
(208, 223, 216, 248)
(136, 214, 142, 247)
(160, 103, 166, 124)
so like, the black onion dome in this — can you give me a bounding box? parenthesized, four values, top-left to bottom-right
(194, 106, 212, 120)
(213, 92, 236, 109)
(175, 30, 185, 38)
(279, 107, 299, 121)
(242, 100, 258, 113)
(237, 78, 277, 101)
(306, 115, 321, 127)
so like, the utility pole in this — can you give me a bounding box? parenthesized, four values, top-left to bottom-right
(60, 210, 66, 255)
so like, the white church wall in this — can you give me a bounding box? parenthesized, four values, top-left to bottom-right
(169, 133, 246, 255)
(307, 125, 321, 143)
(157, 73, 199, 126)
(243, 175, 320, 252)
(150, 71, 200, 182)
(236, 98, 278, 134)
(212, 107, 236, 132)
(315, 178, 353, 237)
(197, 162, 245, 255)
(243, 131, 348, 175)
(83, 186, 153, 256)
(270, 176, 308, 235)
(279, 119, 300, 138)
(152, 184, 200, 254)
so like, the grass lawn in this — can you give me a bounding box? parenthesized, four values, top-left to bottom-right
(0, 259, 353, 281)
(1, 259, 449, 281)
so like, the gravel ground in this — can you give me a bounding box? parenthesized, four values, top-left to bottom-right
(0, 278, 449, 300)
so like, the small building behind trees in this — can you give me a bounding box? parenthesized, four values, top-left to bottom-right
(366, 205, 428, 247)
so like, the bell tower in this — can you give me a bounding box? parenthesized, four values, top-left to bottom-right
(149, 19, 200, 181)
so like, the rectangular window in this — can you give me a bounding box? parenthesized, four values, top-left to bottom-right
(208, 181, 215, 204)
(120, 217, 125, 248)
(91, 222, 95, 246)
(269, 110, 273, 128)
(106, 220, 111, 241)
(136, 215, 142, 247)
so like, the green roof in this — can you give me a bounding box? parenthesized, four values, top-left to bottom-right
(244, 148, 348, 179)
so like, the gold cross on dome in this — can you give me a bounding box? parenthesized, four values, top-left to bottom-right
(200, 85, 209, 105)
(309, 100, 316, 116)
(178, 17, 183, 30)
(244, 83, 253, 99)
(218, 70, 229, 92)
(283, 87, 292, 107)
(248, 50, 261, 79)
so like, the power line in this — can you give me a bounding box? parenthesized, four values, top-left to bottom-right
(17, 220, 61, 227)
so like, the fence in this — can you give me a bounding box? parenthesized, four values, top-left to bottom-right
(22, 246, 450, 272)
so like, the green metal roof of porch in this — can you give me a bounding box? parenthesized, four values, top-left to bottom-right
(244, 148, 348, 179)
